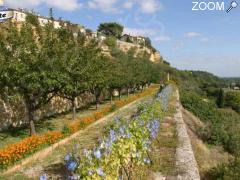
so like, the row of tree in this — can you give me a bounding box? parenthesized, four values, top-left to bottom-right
(0, 18, 162, 136)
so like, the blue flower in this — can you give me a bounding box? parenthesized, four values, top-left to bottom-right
(67, 161, 78, 172)
(96, 167, 105, 177)
(109, 129, 116, 142)
(64, 153, 71, 162)
(39, 174, 47, 180)
(114, 117, 121, 124)
(93, 149, 102, 159)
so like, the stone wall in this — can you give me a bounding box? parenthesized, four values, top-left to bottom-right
(0, 93, 95, 131)
(174, 90, 200, 180)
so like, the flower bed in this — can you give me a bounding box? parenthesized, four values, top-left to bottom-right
(0, 86, 158, 169)
(0, 131, 63, 168)
(62, 86, 173, 179)
(66, 86, 158, 134)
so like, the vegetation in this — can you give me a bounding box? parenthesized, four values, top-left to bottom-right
(62, 86, 172, 179)
(97, 22, 124, 39)
(0, 18, 161, 136)
(225, 91, 240, 113)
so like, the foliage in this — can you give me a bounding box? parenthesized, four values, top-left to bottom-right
(216, 88, 224, 108)
(180, 90, 240, 156)
(205, 158, 240, 180)
(25, 13, 40, 27)
(225, 91, 240, 113)
(103, 36, 117, 49)
(97, 22, 124, 38)
(0, 22, 69, 135)
(63, 86, 172, 179)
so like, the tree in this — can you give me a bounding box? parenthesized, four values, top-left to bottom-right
(0, 22, 65, 135)
(60, 32, 101, 120)
(49, 8, 54, 20)
(88, 54, 110, 109)
(145, 37, 152, 48)
(217, 88, 224, 108)
(26, 13, 40, 27)
(98, 22, 124, 39)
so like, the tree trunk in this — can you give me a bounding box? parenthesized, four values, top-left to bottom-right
(24, 95, 37, 136)
(127, 88, 130, 96)
(118, 88, 121, 100)
(95, 89, 101, 110)
(141, 84, 144, 92)
(109, 90, 113, 104)
(72, 97, 76, 120)
(27, 104, 36, 136)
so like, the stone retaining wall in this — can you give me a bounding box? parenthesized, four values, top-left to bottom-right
(0, 92, 95, 131)
(175, 90, 200, 180)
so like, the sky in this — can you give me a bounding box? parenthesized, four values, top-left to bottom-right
(4, 0, 240, 77)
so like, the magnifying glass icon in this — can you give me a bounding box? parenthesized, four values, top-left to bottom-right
(226, 1, 238, 13)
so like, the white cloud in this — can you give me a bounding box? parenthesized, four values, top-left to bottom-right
(6, 0, 43, 9)
(155, 35, 171, 43)
(46, 0, 82, 11)
(88, 0, 119, 13)
(6, 0, 81, 11)
(123, 1, 133, 9)
(138, 0, 163, 13)
(185, 32, 201, 38)
(200, 37, 209, 42)
(123, 0, 163, 13)
(123, 27, 157, 36)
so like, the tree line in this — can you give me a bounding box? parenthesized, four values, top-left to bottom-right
(0, 18, 162, 136)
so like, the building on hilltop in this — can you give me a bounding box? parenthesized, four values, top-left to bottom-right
(9, 8, 86, 34)
(120, 34, 146, 46)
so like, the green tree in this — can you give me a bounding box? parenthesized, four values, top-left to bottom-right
(217, 88, 224, 108)
(98, 22, 124, 39)
(0, 23, 64, 135)
(26, 13, 40, 27)
(58, 31, 91, 120)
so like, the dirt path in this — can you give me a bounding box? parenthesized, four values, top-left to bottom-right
(1, 95, 153, 180)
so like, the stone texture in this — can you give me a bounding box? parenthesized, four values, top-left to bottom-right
(174, 90, 200, 180)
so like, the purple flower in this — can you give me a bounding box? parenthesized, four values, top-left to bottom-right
(109, 129, 116, 142)
(88, 169, 94, 176)
(64, 153, 71, 162)
(93, 149, 102, 159)
(96, 168, 105, 177)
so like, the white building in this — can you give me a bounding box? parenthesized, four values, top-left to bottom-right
(10, 9, 86, 32)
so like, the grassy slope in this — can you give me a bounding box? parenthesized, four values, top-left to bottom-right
(182, 108, 230, 179)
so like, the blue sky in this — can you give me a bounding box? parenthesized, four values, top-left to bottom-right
(5, 0, 240, 77)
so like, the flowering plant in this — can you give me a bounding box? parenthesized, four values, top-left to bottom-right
(63, 86, 172, 179)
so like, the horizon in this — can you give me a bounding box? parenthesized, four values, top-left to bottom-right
(4, 0, 240, 78)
